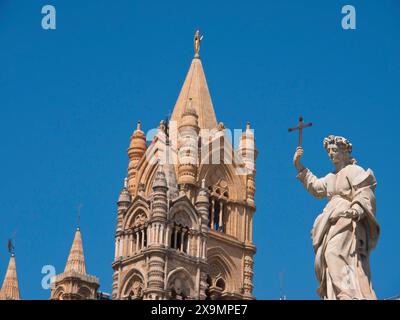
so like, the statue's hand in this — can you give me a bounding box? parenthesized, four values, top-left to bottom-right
(293, 146, 305, 172)
(330, 207, 364, 224)
(341, 209, 358, 219)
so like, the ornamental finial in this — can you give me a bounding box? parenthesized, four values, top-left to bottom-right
(194, 30, 203, 58)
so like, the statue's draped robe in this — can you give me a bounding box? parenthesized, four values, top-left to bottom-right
(297, 164, 379, 300)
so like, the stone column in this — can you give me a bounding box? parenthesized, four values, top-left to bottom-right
(128, 234, 132, 256)
(211, 199, 215, 230)
(243, 255, 254, 297)
(114, 237, 119, 260)
(118, 237, 123, 257)
(180, 229, 185, 252)
(124, 234, 129, 257)
(218, 202, 224, 231)
(199, 270, 208, 300)
(160, 224, 164, 246)
(146, 254, 166, 300)
(196, 235, 200, 257)
(165, 225, 170, 246)
(186, 233, 190, 254)
(174, 227, 178, 249)
(146, 224, 153, 246)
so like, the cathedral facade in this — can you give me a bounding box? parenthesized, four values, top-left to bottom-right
(0, 33, 257, 300)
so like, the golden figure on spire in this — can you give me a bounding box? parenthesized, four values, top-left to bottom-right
(194, 30, 203, 57)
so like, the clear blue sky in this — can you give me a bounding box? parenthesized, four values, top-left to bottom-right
(0, 0, 399, 300)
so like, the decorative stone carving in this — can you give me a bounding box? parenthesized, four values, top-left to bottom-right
(133, 212, 147, 227)
(128, 280, 144, 300)
(173, 211, 191, 228)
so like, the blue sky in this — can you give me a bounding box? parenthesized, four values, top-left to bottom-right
(0, 0, 399, 300)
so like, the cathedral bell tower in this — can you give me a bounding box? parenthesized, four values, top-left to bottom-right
(112, 31, 257, 300)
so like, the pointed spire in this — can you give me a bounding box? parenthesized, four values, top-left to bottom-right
(64, 228, 87, 274)
(170, 34, 218, 130)
(0, 254, 20, 300)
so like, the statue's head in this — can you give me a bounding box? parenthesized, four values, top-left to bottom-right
(323, 135, 356, 166)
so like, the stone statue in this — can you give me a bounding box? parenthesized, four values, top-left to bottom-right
(194, 30, 203, 57)
(293, 135, 379, 300)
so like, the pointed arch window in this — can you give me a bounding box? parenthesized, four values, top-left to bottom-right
(208, 197, 226, 232)
(170, 223, 189, 254)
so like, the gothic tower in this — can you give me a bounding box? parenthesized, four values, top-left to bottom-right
(50, 228, 100, 299)
(112, 31, 257, 300)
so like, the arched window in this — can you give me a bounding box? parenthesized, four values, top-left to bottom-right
(125, 210, 148, 256)
(170, 223, 189, 253)
(132, 225, 147, 252)
(209, 198, 226, 233)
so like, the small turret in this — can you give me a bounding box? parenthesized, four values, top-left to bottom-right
(238, 122, 256, 171)
(178, 99, 199, 188)
(118, 178, 131, 204)
(238, 122, 257, 206)
(151, 165, 168, 222)
(127, 121, 147, 192)
(114, 178, 131, 266)
(196, 179, 210, 233)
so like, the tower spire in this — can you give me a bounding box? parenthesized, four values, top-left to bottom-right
(64, 228, 86, 274)
(51, 227, 99, 299)
(170, 32, 217, 130)
(0, 252, 20, 300)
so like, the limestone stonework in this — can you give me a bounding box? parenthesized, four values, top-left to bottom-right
(50, 228, 99, 300)
(0, 254, 20, 300)
(112, 32, 257, 300)
(293, 136, 379, 300)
